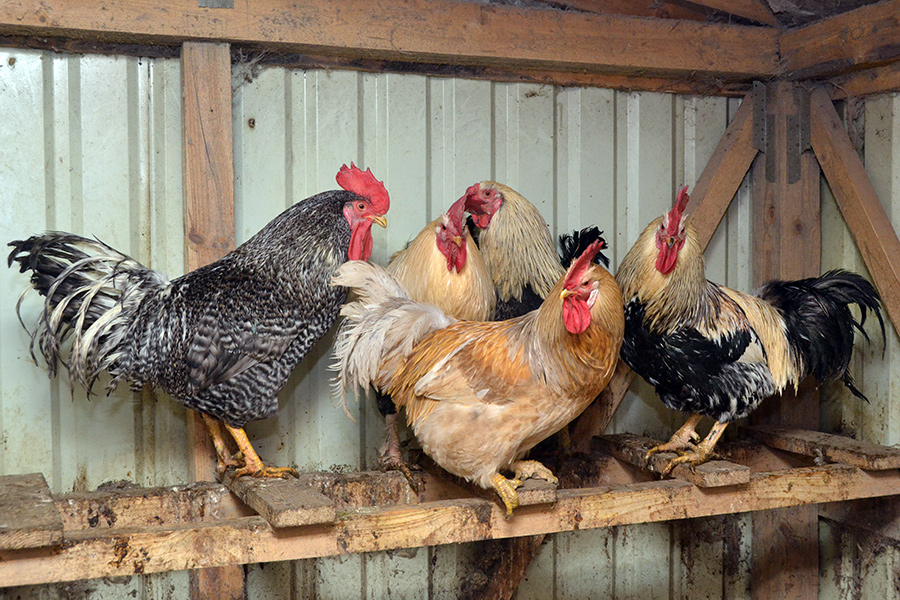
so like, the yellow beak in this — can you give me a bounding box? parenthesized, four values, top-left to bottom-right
(560, 288, 575, 300)
(452, 235, 463, 247)
(369, 214, 388, 228)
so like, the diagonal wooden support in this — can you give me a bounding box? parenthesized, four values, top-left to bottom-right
(472, 94, 761, 600)
(809, 85, 900, 338)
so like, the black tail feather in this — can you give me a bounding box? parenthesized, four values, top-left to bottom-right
(558, 226, 610, 269)
(758, 269, 885, 402)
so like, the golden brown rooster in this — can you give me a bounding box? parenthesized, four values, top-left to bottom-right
(372, 195, 495, 479)
(333, 240, 624, 515)
(616, 187, 885, 473)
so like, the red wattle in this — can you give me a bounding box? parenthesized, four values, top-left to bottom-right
(563, 297, 591, 334)
(349, 221, 374, 261)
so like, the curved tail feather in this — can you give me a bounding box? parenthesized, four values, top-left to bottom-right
(8, 232, 169, 394)
(330, 260, 455, 417)
(758, 269, 885, 401)
(558, 226, 610, 269)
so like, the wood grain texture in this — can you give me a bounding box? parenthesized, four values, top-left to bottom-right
(780, 0, 900, 79)
(593, 434, 751, 487)
(830, 61, 900, 100)
(3, 463, 900, 586)
(222, 473, 336, 528)
(676, 0, 780, 26)
(0, 473, 62, 550)
(0, 0, 779, 79)
(810, 86, 900, 339)
(749, 81, 821, 600)
(747, 425, 900, 470)
(181, 40, 243, 600)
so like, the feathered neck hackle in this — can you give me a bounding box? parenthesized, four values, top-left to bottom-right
(616, 192, 716, 334)
(476, 182, 563, 301)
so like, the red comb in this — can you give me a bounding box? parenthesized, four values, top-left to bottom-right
(664, 185, 690, 236)
(564, 240, 601, 288)
(336, 163, 390, 215)
(446, 194, 467, 225)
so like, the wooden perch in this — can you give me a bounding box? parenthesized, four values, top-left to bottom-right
(744, 425, 900, 470)
(593, 433, 751, 487)
(221, 473, 336, 528)
(0, 474, 63, 551)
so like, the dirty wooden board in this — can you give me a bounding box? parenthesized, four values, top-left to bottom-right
(3, 463, 900, 586)
(744, 425, 900, 470)
(222, 473, 335, 528)
(417, 455, 557, 509)
(0, 473, 63, 550)
(593, 434, 751, 487)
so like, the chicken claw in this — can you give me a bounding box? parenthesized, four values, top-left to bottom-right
(379, 413, 419, 492)
(512, 460, 558, 485)
(659, 420, 730, 475)
(225, 424, 298, 479)
(491, 473, 523, 517)
(645, 413, 703, 460)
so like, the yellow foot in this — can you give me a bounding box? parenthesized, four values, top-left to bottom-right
(232, 462, 298, 479)
(645, 439, 698, 460)
(660, 447, 715, 475)
(490, 473, 523, 517)
(512, 460, 558, 485)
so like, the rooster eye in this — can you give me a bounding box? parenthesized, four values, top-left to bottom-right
(357, 203, 366, 210)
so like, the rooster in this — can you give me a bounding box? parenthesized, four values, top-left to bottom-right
(616, 186, 885, 473)
(9, 164, 389, 479)
(332, 241, 624, 515)
(373, 194, 495, 479)
(461, 181, 607, 320)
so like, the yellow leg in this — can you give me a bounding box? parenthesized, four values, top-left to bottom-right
(201, 414, 239, 474)
(512, 460, 558, 485)
(490, 473, 523, 518)
(661, 420, 729, 475)
(645, 413, 704, 459)
(224, 424, 298, 479)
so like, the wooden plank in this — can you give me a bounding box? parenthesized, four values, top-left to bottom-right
(54, 482, 247, 530)
(745, 425, 900, 470)
(0, 473, 63, 550)
(222, 473, 336, 528)
(181, 40, 243, 600)
(2, 463, 900, 586)
(830, 60, 900, 100)
(418, 456, 557, 510)
(749, 80, 821, 600)
(780, 0, 900, 79)
(0, 0, 779, 80)
(671, 0, 780, 26)
(810, 86, 900, 338)
(538, 0, 706, 21)
(593, 434, 751, 487)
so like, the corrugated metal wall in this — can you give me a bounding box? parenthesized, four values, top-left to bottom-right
(0, 47, 896, 599)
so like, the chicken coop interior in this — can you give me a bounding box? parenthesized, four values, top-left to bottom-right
(3, 1, 900, 599)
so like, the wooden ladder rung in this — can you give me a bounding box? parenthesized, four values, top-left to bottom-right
(592, 433, 751, 487)
(0, 473, 64, 550)
(744, 425, 900, 470)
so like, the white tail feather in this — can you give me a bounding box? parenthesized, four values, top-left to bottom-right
(330, 260, 455, 419)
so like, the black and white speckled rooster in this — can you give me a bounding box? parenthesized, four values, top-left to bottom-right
(8, 163, 390, 479)
(616, 186, 885, 473)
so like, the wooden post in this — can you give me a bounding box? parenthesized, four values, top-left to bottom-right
(182, 41, 244, 600)
(749, 80, 821, 600)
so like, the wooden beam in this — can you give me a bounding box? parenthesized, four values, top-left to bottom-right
(671, 0, 781, 27)
(181, 40, 243, 600)
(780, 0, 900, 79)
(2, 464, 899, 587)
(749, 81, 821, 600)
(534, 0, 706, 21)
(829, 60, 900, 100)
(0, 474, 63, 551)
(746, 425, 900, 470)
(809, 86, 900, 338)
(593, 434, 751, 487)
(0, 0, 779, 80)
